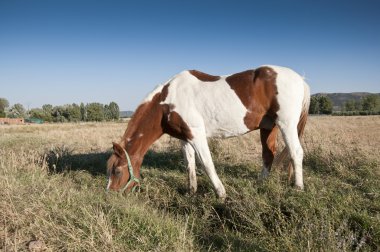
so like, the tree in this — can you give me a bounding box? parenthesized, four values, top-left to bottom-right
(8, 103, 26, 118)
(362, 95, 379, 112)
(52, 106, 67, 122)
(309, 96, 320, 114)
(80, 102, 86, 121)
(41, 104, 53, 122)
(104, 104, 111, 120)
(318, 96, 333, 114)
(66, 104, 81, 122)
(106, 101, 120, 120)
(354, 100, 362, 111)
(344, 100, 355, 112)
(86, 103, 104, 121)
(0, 98, 9, 117)
(29, 108, 45, 119)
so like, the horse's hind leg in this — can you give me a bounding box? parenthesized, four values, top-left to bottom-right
(260, 126, 279, 179)
(181, 141, 197, 194)
(278, 122, 304, 189)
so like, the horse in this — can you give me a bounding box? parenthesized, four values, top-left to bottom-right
(107, 65, 310, 199)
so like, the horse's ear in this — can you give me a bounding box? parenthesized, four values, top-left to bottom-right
(112, 142, 124, 158)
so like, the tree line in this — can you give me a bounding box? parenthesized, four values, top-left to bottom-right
(337, 94, 380, 115)
(309, 95, 333, 114)
(308, 94, 380, 115)
(0, 98, 120, 122)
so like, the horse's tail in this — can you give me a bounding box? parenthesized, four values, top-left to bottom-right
(273, 81, 310, 179)
(297, 82, 310, 139)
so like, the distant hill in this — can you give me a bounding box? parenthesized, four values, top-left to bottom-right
(119, 111, 134, 118)
(312, 92, 380, 110)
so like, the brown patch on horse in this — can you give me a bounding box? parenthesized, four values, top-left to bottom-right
(189, 70, 221, 82)
(161, 104, 193, 141)
(226, 67, 279, 130)
(160, 83, 170, 101)
(118, 91, 167, 174)
(160, 83, 193, 140)
(225, 70, 255, 107)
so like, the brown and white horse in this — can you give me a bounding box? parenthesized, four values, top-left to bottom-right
(107, 65, 310, 199)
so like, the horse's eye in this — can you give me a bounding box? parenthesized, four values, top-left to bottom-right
(113, 168, 122, 177)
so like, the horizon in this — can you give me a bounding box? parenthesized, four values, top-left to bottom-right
(1, 0, 379, 111)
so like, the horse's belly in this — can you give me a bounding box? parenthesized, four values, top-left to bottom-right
(201, 108, 250, 138)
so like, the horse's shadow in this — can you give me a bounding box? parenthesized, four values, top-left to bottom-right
(44, 147, 110, 176)
(44, 146, 258, 180)
(44, 147, 187, 176)
(144, 149, 259, 179)
(143, 149, 185, 171)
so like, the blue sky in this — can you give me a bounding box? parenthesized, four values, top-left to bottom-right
(1, 0, 379, 110)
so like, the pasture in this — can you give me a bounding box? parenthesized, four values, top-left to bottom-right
(1, 116, 379, 251)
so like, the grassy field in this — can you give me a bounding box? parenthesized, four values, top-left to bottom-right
(1, 116, 379, 251)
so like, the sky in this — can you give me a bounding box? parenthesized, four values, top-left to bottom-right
(1, 0, 379, 111)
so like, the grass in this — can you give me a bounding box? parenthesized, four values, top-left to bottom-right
(1, 116, 379, 251)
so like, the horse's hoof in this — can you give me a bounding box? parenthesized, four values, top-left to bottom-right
(216, 190, 226, 202)
(188, 186, 197, 195)
(218, 197, 226, 203)
(259, 169, 270, 181)
(217, 193, 226, 202)
(294, 185, 304, 191)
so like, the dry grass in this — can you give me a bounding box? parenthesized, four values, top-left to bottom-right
(304, 116, 380, 161)
(1, 116, 379, 251)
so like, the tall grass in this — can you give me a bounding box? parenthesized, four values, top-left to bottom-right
(1, 117, 379, 251)
(0, 148, 194, 251)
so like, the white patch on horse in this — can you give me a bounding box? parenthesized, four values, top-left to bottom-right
(162, 71, 249, 138)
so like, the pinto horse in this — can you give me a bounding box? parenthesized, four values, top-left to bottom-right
(107, 65, 310, 199)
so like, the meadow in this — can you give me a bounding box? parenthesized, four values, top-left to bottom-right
(1, 116, 379, 251)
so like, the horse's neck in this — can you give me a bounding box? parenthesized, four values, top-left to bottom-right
(122, 107, 164, 171)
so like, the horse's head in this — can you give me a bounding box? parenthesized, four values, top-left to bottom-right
(106, 142, 138, 193)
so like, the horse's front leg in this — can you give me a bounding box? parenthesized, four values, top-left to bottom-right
(181, 141, 197, 194)
(188, 132, 226, 200)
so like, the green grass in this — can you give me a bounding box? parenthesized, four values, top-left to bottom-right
(139, 147, 379, 251)
(1, 121, 379, 251)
